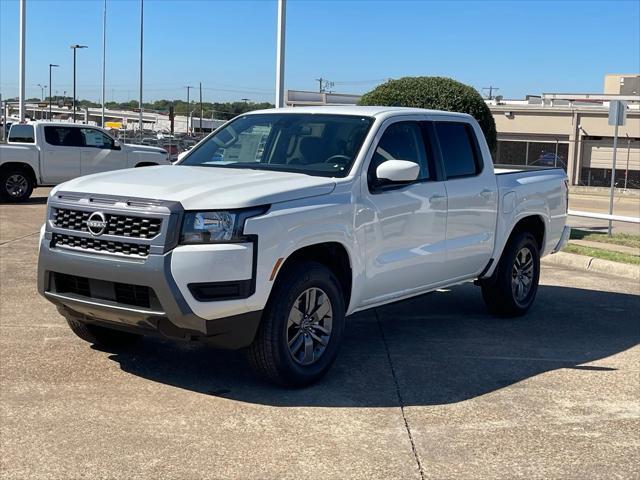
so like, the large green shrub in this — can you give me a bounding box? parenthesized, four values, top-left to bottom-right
(359, 76, 497, 151)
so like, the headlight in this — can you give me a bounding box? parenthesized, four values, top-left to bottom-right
(180, 206, 268, 244)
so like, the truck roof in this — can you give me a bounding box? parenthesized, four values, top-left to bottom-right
(244, 105, 473, 120)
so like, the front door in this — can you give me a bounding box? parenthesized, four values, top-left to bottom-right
(360, 120, 448, 305)
(80, 128, 126, 176)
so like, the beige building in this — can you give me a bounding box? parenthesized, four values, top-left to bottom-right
(604, 74, 640, 95)
(490, 92, 640, 189)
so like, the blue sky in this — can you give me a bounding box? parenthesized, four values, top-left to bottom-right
(1, 0, 639, 103)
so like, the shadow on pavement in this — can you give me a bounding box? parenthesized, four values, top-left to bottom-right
(107, 283, 639, 407)
(0, 197, 47, 205)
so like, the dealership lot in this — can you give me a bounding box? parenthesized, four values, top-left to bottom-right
(1, 188, 638, 479)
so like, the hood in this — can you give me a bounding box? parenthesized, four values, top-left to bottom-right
(58, 165, 337, 210)
(123, 143, 167, 154)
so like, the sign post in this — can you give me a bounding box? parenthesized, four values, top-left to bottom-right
(607, 100, 627, 236)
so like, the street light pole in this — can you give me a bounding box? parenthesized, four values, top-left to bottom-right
(275, 0, 286, 108)
(49, 64, 59, 120)
(138, 0, 144, 136)
(18, 0, 26, 122)
(70, 44, 88, 123)
(101, 0, 107, 127)
(185, 85, 193, 135)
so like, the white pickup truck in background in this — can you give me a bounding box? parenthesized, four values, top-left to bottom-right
(37, 106, 570, 387)
(0, 122, 170, 201)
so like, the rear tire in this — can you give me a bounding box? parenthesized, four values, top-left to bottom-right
(66, 318, 140, 349)
(247, 261, 345, 387)
(481, 232, 540, 317)
(0, 168, 33, 202)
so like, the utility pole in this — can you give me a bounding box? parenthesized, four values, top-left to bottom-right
(275, 0, 286, 107)
(18, 0, 26, 122)
(483, 86, 500, 100)
(37, 84, 46, 101)
(138, 0, 144, 136)
(70, 44, 88, 123)
(184, 85, 193, 135)
(315, 77, 333, 94)
(101, 0, 107, 127)
(49, 64, 59, 120)
(199, 82, 203, 134)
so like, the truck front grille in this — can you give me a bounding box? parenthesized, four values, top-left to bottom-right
(53, 273, 155, 309)
(52, 233, 150, 257)
(53, 208, 162, 239)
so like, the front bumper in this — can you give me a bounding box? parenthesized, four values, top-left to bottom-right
(38, 245, 262, 348)
(38, 192, 263, 349)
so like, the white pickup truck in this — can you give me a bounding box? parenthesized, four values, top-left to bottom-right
(37, 106, 570, 387)
(0, 122, 170, 201)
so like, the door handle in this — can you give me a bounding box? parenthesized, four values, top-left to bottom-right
(429, 194, 445, 201)
(479, 189, 493, 198)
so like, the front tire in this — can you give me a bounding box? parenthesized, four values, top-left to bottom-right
(481, 232, 540, 317)
(0, 168, 33, 202)
(247, 261, 345, 387)
(66, 318, 140, 349)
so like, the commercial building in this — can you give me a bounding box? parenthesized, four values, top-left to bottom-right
(490, 78, 640, 189)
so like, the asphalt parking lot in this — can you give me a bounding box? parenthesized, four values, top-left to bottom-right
(1, 188, 639, 479)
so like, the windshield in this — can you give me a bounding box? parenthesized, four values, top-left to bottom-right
(179, 113, 374, 177)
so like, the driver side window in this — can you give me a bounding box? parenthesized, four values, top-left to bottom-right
(80, 128, 114, 149)
(368, 122, 430, 188)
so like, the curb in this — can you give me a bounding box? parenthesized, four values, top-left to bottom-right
(542, 252, 640, 281)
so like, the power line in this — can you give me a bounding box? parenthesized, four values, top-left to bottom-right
(332, 78, 389, 86)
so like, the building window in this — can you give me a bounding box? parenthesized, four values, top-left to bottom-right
(579, 168, 640, 190)
(496, 141, 527, 166)
(495, 140, 568, 171)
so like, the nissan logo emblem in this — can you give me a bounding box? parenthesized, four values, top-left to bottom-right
(87, 212, 108, 236)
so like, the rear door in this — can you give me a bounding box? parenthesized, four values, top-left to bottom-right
(80, 128, 126, 176)
(41, 126, 82, 183)
(360, 119, 448, 304)
(434, 120, 498, 279)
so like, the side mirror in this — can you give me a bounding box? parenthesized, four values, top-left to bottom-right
(112, 140, 122, 151)
(376, 160, 420, 183)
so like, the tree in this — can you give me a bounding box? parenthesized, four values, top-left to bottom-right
(359, 76, 497, 151)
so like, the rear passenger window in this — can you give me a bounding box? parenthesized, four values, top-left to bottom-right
(435, 122, 480, 178)
(8, 125, 35, 143)
(44, 126, 83, 147)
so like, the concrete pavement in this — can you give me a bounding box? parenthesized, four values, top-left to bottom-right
(1, 188, 639, 479)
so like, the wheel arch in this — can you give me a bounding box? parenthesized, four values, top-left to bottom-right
(507, 214, 546, 252)
(0, 161, 38, 185)
(273, 242, 353, 311)
(481, 214, 546, 281)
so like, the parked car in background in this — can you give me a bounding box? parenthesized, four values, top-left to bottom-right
(0, 122, 171, 201)
(37, 106, 569, 386)
(532, 152, 567, 169)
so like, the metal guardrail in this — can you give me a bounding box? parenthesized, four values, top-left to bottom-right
(568, 210, 640, 224)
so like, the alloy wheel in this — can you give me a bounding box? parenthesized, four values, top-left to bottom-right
(512, 247, 534, 303)
(286, 287, 333, 366)
(5, 174, 28, 198)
